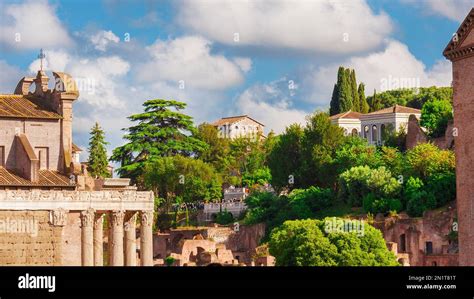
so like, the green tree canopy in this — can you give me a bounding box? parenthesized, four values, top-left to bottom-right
(269, 218, 399, 266)
(420, 98, 453, 138)
(267, 124, 304, 191)
(111, 99, 208, 183)
(301, 112, 345, 188)
(143, 155, 222, 211)
(87, 122, 110, 178)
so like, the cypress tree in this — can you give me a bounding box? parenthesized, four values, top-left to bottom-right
(350, 69, 360, 112)
(358, 83, 369, 113)
(87, 122, 110, 178)
(330, 67, 346, 115)
(339, 68, 353, 112)
(329, 83, 339, 115)
(370, 89, 383, 112)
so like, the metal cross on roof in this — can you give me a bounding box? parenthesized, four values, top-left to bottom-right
(37, 48, 46, 71)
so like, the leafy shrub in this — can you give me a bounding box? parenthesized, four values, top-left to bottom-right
(338, 166, 401, 207)
(268, 218, 398, 266)
(215, 210, 234, 225)
(362, 193, 402, 214)
(426, 172, 456, 207)
(404, 177, 436, 217)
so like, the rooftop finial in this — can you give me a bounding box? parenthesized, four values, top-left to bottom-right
(38, 48, 46, 71)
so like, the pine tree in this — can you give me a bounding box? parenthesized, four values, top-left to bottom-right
(358, 83, 369, 113)
(350, 69, 360, 112)
(111, 99, 208, 181)
(339, 68, 353, 112)
(87, 122, 110, 179)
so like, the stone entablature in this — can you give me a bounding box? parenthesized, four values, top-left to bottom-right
(0, 190, 154, 266)
(0, 190, 154, 211)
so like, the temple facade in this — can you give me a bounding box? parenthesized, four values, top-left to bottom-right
(0, 67, 154, 266)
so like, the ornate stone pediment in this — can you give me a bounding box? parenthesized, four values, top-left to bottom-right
(444, 8, 474, 61)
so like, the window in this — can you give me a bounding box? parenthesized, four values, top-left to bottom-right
(399, 234, 406, 252)
(364, 126, 369, 139)
(351, 128, 358, 136)
(35, 147, 49, 170)
(425, 241, 433, 255)
(0, 146, 4, 167)
(372, 125, 378, 143)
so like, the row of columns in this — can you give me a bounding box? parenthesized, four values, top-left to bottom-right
(80, 209, 153, 266)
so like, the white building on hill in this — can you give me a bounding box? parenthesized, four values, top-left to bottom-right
(212, 115, 264, 139)
(330, 105, 421, 145)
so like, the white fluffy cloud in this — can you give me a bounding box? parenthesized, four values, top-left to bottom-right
(0, 0, 72, 50)
(236, 79, 307, 134)
(403, 0, 473, 21)
(90, 30, 120, 52)
(0, 60, 23, 93)
(28, 50, 130, 108)
(137, 36, 251, 90)
(178, 0, 392, 54)
(307, 40, 453, 106)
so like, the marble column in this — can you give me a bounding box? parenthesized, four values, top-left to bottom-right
(93, 213, 104, 266)
(81, 208, 95, 266)
(124, 212, 137, 266)
(111, 210, 125, 266)
(140, 210, 154, 266)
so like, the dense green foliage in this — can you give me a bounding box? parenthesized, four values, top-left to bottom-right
(215, 210, 235, 225)
(329, 67, 369, 115)
(268, 219, 399, 266)
(143, 155, 222, 211)
(366, 86, 452, 111)
(420, 99, 453, 137)
(244, 187, 333, 234)
(111, 99, 207, 183)
(87, 122, 110, 178)
(338, 166, 401, 208)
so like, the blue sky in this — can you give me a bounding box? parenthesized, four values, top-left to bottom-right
(0, 0, 472, 155)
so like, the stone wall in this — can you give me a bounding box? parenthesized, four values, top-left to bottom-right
(0, 211, 62, 265)
(375, 205, 458, 266)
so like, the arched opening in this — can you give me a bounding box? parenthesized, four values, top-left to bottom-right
(381, 124, 386, 141)
(351, 128, 358, 136)
(364, 126, 369, 139)
(372, 125, 378, 143)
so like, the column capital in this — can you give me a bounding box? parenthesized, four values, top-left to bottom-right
(81, 208, 95, 227)
(111, 210, 125, 226)
(140, 210, 154, 226)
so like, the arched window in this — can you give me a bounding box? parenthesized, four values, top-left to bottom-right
(364, 126, 369, 139)
(381, 124, 386, 141)
(351, 128, 358, 136)
(372, 125, 378, 143)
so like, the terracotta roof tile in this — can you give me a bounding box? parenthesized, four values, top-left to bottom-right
(0, 94, 62, 119)
(366, 105, 421, 115)
(330, 110, 362, 120)
(212, 115, 264, 127)
(0, 167, 74, 187)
